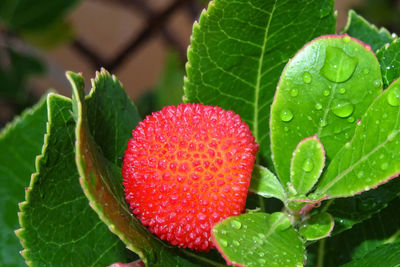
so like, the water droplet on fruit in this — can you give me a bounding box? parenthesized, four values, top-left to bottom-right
(323, 89, 330, 96)
(280, 109, 294, 122)
(290, 88, 299, 97)
(302, 159, 314, 172)
(231, 220, 242, 230)
(219, 239, 228, 247)
(380, 162, 389, 170)
(320, 46, 358, 83)
(302, 71, 312, 84)
(387, 87, 400, 106)
(331, 99, 354, 118)
(315, 103, 322, 110)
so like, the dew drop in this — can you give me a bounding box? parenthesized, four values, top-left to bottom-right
(331, 99, 354, 118)
(219, 239, 228, 247)
(233, 240, 240, 246)
(258, 259, 266, 264)
(231, 220, 242, 230)
(302, 159, 314, 172)
(381, 162, 389, 170)
(290, 88, 299, 97)
(323, 89, 330, 96)
(347, 116, 355, 123)
(387, 87, 400, 106)
(280, 109, 294, 122)
(319, 119, 327, 127)
(302, 71, 312, 84)
(374, 80, 382, 88)
(357, 171, 364, 178)
(339, 87, 346, 94)
(315, 103, 323, 110)
(320, 46, 358, 83)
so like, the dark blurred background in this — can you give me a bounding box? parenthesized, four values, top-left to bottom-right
(0, 0, 399, 128)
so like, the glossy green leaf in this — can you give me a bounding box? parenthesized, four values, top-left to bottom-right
(17, 94, 135, 266)
(212, 212, 304, 267)
(342, 243, 400, 267)
(249, 164, 286, 202)
(0, 97, 47, 267)
(70, 71, 224, 266)
(299, 212, 334, 241)
(271, 35, 382, 187)
(343, 10, 394, 51)
(377, 38, 400, 88)
(316, 78, 400, 198)
(184, 0, 336, 166)
(290, 135, 325, 195)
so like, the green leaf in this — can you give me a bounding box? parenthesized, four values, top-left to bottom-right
(311, 197, 400, 266)
(0, 97, 47, 267)
(17, 93, 135, 266)
(0, 0, 79, 31)
(184, 0, 336, 166)
(377, 38, 400, 88)
(212, 212, 305, 267)
(290, 135, 325, 195)
(70, 70, 224, 266)
(325, 178, 400, 234)
(249, 164, 286, 202)
(343, 10, 394, 51)
(316, 78, 400, 198)
(271, 35, 382, 187)
(299, 212, 334, 241)
(341, 243, 400, 267)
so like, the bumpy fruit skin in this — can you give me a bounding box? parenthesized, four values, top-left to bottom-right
(122, 103, 258, 251)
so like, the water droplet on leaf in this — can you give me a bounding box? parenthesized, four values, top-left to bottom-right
(302, 159, 314, 172)
(339, 87, 346, 94)
(290, 88, 299, 97)
(347, 116, 355, 123)
(380, 162, 389, 170)
(280, 109, 294, 122)
(315, 103, 322, 110)
(331, 99, 354, 118)
(231, 220, 242, 230)
(219, 239, 228, 247)
(374, 80, 382, 88)
(302, 71, 312, 84)
(387, 87, 400, 106)
(320, 46, 358, 83)
(323, 89, 330, 96)
(357, 171, 364, 178)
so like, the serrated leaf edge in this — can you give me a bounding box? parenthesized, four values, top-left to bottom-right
(15, 93, 69, 266)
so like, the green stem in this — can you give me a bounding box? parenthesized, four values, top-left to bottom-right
(316, 239, 326, 267)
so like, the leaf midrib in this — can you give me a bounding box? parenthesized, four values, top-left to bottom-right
(253, 0, 277, 145)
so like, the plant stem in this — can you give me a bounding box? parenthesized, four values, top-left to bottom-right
(316, 239, 326, 267)
(384, 229, 400, 244)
